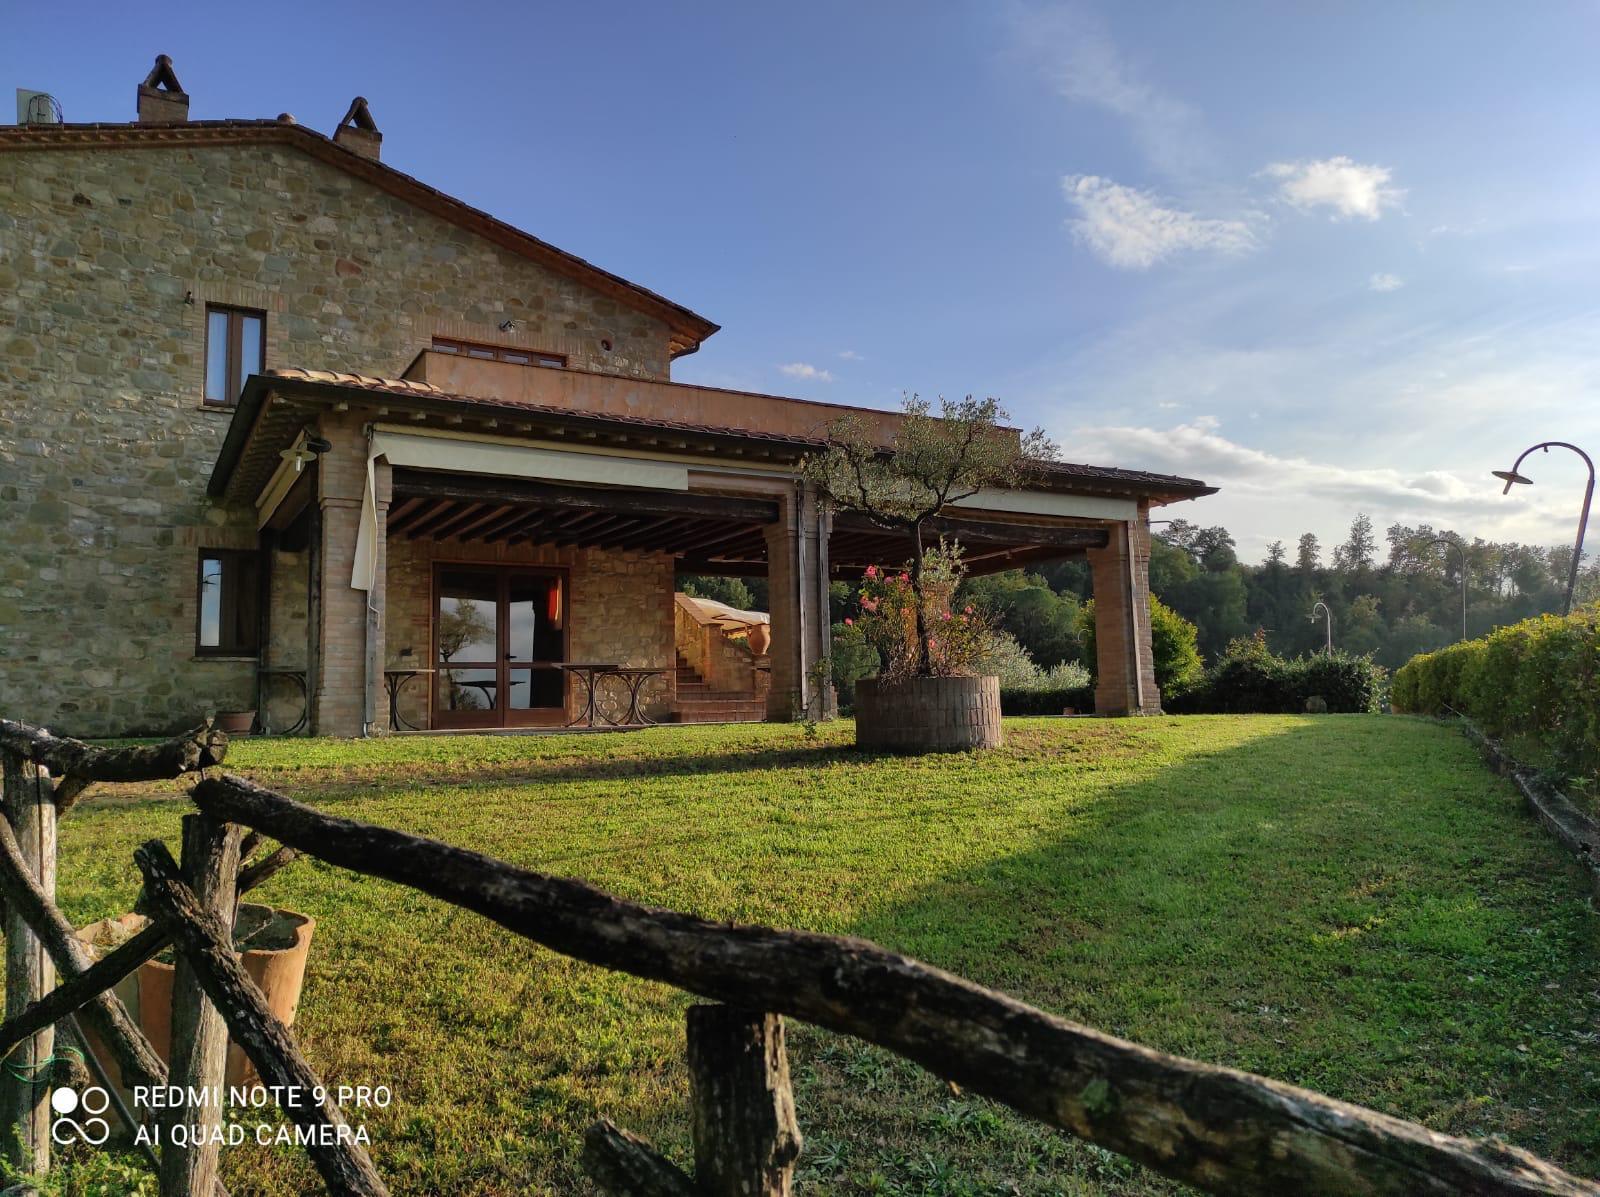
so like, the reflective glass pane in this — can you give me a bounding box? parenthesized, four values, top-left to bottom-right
(466, 346, 495, 359)
(436, 571, 497, 663)
(507, 575, 561, 662)
(507, 667, 563, 710)
(205, 311, 229, 403)
(238, 314, 264, 397)
(198, 556, 223, 648)
(440, 668, 496, 711)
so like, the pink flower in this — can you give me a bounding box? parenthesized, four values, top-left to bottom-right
(964, 605, 973, 614)
(861, 597, 879, 613)
(844, 617, 854, 626)
(941, 610, 952, 621)
(898, 573, 910, 583)
(865, 565, 879, 579)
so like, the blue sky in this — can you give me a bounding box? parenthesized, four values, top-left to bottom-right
(10, 2, 1599, 560)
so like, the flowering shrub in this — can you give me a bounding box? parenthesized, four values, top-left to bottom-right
(848, 543, 992, 683)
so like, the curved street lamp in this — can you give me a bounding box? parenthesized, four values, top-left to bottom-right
(1418, 536, 1468, 641)
(1309, 600, 1332, 655)
(1493, 441, 1595, 616)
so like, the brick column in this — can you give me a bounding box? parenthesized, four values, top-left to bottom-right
(1086, 508, 1161, 716)
(309, 413, 378, 737)
(763, 485, 829, 720)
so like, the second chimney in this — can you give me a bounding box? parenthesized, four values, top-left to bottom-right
(137, 54, 189, 124)
(333, 97, 382, 161)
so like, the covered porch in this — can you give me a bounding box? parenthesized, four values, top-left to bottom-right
(209, 360, 1212, 736)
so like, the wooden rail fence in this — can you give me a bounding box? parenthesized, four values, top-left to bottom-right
(0, 716, 1596, 1196)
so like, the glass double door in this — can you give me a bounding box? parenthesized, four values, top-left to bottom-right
(433, 566, 566, 728)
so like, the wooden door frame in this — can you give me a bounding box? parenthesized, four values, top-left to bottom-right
(430, 562, 570, 729)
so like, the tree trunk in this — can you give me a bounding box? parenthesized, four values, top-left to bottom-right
(910, 522, 932, 676)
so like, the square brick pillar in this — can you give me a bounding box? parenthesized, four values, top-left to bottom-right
(764, 484, 833, 721)
(308, 413, 387, 737)
(1086, 507, 1161, 716)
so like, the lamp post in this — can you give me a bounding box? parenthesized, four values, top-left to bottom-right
(1309, 601, 1332, 655)
(1419, 536, 1468, 641)
(1493, 441, 1595, 616)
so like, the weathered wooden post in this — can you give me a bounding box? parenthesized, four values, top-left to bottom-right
(0, 748, 56, 1175)
(159, 814, 242, 1196)
(686, 1004, 802, 1197)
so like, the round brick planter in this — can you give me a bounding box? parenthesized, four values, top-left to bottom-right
(854, 675, 1002, 752)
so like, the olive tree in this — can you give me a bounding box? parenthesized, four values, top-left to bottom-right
(803, 394, 1056, 676)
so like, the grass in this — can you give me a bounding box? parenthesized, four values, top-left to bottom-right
(29, 715, 1600, 1195)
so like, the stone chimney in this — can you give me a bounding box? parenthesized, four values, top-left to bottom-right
(136, 55, 188, 124)
(332, 97, 382, 161)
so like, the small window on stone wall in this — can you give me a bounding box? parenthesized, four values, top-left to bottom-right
(204, 305, 266, 406)
(197, 549, 261, 656)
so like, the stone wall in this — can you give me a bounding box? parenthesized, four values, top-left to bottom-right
(384, 537, 677, 729)
(0, 141, 678, 735)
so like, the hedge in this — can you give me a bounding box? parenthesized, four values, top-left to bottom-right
(1392, 603, 1600, 779)
(1167, 641, 1385, 715)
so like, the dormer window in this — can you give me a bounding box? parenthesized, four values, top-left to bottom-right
(205, 304, 266, 406)
(432, 336, 565, 368)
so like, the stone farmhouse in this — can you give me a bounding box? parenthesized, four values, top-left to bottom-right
(0, 57, 1214, 738)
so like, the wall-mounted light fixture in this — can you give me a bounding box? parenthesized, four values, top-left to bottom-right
(498, 318, 515, 332)
(279, 432, 334, 474)
(183, 290, 195, 305)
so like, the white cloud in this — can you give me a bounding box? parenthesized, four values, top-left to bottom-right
(1264, 156, 1404, 220)
(1068, 416, 1580, 559)
(778, 362, 834, 383)
(1062, 175, 1258, 269)
(1008, 2, 1210, 177)
(1369, 272, 1404, 292)
(838, 350, 863, 361)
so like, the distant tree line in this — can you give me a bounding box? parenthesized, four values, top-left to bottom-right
(961, 514, 1599, 673)
(682, 511, 1596, 677)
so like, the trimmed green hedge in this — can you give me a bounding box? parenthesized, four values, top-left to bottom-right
(1167, 637, 1385, 715)
(1392, 604, 1600, 779)
(999, 686, 1095, 716)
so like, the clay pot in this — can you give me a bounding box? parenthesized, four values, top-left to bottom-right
(76, 903, 315, 1098)
(214, 710, 256, 735)
(745, 624, 772, 656)
(854, 675, 1002, 752)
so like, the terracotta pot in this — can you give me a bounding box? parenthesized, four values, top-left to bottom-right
(76, 903, 315, 1099)
(745, 624, 771, 656)
(854, 675, 1003, 752)
(215, 710, 256, 735)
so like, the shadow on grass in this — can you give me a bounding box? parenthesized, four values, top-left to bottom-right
(785, 717, 1600, 1194)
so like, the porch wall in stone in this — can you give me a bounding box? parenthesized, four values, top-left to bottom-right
(383, 538, 677, 728)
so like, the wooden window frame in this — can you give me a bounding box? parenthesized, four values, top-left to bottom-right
(195, 549, 262, 657)
(204, 304, 267, 407)
(431, 336, 566, 369)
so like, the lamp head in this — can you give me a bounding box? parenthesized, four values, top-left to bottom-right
(1492, 468, 1532, 494)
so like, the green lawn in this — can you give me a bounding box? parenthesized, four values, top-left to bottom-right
(38, 716, 1600, 1195)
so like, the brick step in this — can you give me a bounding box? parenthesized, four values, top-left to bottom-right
(676, 684, 760, 700)
(674, 702, 767, 724)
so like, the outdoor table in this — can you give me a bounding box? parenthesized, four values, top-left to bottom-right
(255, 666, 309, 735)
(383, 668, 435, 731)
(603, 666, 671, 727)
(558, 662, 622, 728)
